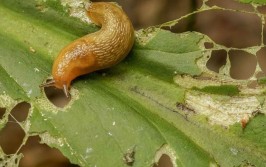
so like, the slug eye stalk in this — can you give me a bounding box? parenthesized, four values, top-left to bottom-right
(40, 80, 70, 98)
(39, 79, 55, 87)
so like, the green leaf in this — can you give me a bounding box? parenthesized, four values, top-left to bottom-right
(0, 0, 266, 167)
(238, 0, 266, 5)
(193, 85, 240, 96)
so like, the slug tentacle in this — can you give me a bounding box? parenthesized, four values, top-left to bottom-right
(40, 79, 70, 97)
(40, 79, 55, 88)
(63, 84, 70, 98)
(41, 2, 135, 96)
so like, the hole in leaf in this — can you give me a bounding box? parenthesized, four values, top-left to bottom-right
(196, 0, 203, 8)
(19, 136, 79, 167)
(206, 0, 254, 12)
(229, 50, 256, 79)
(9, 102, 30, 122)
(194, 10, 261, 48)
(44, 86, 71, 108)
(137, 0, 192, 31)
(257, 6, 266, 14)
(0, 108, 6, 119)
(0, 115, 25, 154)
(153, 154, 173, 167)
(204, 42, 214, 49)
(206, 49, 227, 73)
(163, 0, 202, 33)
(94, 0, 194, 32)
(256, 47, 266, 74)
(122, 146, 136, 166)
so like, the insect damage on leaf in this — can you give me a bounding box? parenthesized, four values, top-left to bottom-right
(154, 145, 177, 167)
(183, 91, 264, 127)
(37, 87, 79, 111)
(135, 27, 159, 46)
(123, 146, 136, 166)
(39, 132, 65, 148)
(172, 25, 266, 129)
(61, 0, 92, 23)
(0, 95, 16, 108)
(0, 154, 23, 167)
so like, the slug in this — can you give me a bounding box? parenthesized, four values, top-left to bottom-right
(40, 2, 135, 97)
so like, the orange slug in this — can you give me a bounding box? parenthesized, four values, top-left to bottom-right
(40, 2, 135, 97)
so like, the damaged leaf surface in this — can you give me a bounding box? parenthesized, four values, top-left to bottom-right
(0, 0, 265, 167)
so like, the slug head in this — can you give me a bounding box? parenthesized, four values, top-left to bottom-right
(40, 41, 96, 98)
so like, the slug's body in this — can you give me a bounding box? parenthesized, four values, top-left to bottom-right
(41, 2, 135, 96)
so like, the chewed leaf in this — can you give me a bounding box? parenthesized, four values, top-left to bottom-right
(184, 91, 262, 127)
(0, 0, 266, 167)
